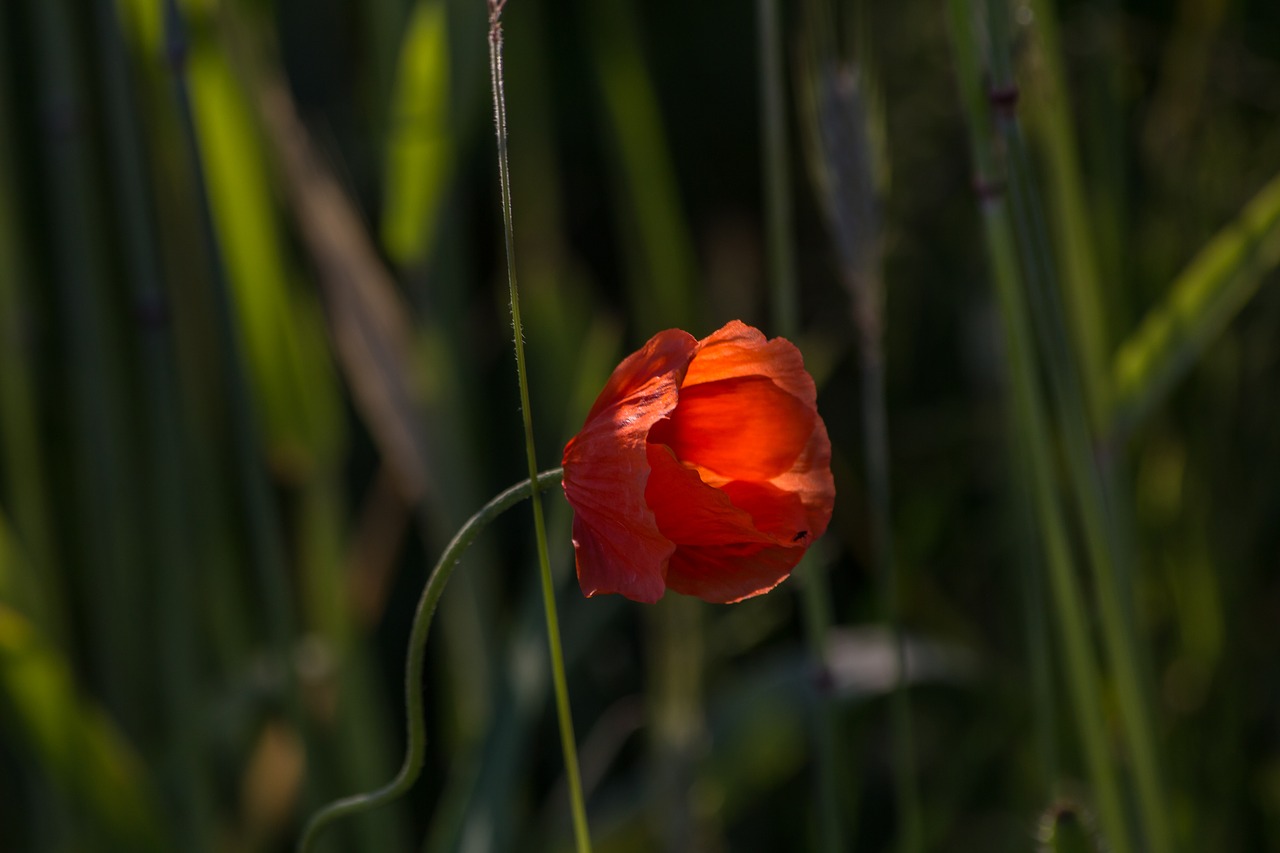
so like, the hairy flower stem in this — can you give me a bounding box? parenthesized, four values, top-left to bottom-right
(488, 5, 593, 853)
(296, 469, 566, 852)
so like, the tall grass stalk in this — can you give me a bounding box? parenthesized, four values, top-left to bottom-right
(92, 0, 214, 842)
(982, 5, 1170, 850)
(799, 38, 922, 849)
(759, 0, 798, 338)
(34, 0, 146, 735)
(0, 13, 61, 647)
(756, 2, 848, 850)
(487, 5, 592, 851)
(161, 2, 310, 812)
(1021, 0, 1110, 426)
(583, 6, 703, 843)
(948, 2, 1132, 850)
(586, 0, 697, 334)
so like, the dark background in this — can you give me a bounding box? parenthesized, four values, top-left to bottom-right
(1, 0, 1279, 850)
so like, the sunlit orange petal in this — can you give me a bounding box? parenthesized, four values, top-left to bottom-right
(583, 329, 698, 423)
(655, 374, 814, 481)
(684, 320, 818, 412)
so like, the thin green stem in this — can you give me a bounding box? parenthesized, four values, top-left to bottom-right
(797, 19, 920, 846)
(94, 0, 213, 842)
(163, 0, 311, 773)
(862, 332, 921, 853)
(759, 2, 848, 849)
(759, 0, 798, 339)
(488, 6, 592, 852)
(984, 6, 1169, 850)
(0, 21, 61, 647)
(1022, 0, 1109, 427)
(297, 469, 565, 852)
(1013, 466, 1059, 797)
(984, 198, 1132, 853)
(947, 4, 1131, 850)
(36, 0, 143, 730)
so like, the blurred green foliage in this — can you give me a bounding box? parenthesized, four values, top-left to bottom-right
(1, 0, 1279, 850)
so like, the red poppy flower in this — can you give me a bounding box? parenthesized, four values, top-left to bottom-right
(561, 320, 835, 604)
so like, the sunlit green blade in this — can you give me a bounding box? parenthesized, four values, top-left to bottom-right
(1112, 171, 1280, 433)
(0, 589, 162, 850)
(185, 38, 342, 466)
(381, 0, 453, 266)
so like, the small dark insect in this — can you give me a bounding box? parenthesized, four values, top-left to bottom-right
(792, 530, 808, 542)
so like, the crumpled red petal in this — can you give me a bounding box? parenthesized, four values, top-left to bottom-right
(644, 442, 807, 602)
(562, 320, 834, 604)
(683, 321, 835, 543)
(561, 329, 697, 603)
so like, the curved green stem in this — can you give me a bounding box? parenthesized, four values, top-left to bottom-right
(296, 468, 564, 853)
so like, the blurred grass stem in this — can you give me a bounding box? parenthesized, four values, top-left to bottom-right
(806, 54, 921, 850)
(983, 5, 1169, 850)
(94, 0, 213, 842)
(860, 290, 920, 853)
(1021, 0, 1110, 426)
(297, 469, 567, 852)
(488, 5, 593, 851)
(759, 0, 798, 338)
(0, 17, 61, 646)
(36, 0, 144, 732)
(758, 3, 847, 845)
(162, 3, 308, 778)
(948, 3, 1133, 850)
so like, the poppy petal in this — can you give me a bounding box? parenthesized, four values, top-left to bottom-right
(718, 480, 811, 543)
(561, 329, 697, 603)
(645, 442, 802, 603)
(644, 442, 774, 549)
(664, 542, 801, 604)
(686, 321, 835, 540)
(685, 321, 818, 412)
(767, 416, 835, 541)
(561, 320, 834, 605)
(583, 329, 699, 423)
(655, 374, 815, 481)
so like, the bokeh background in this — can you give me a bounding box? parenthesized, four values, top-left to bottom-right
(2, 0, 1279, 850)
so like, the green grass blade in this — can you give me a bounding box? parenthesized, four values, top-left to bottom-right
(0, 38, 62, 645)
(1112, 171, 1280, 434)
(0, 597, 163, 851)
(587, 0, 698, 332)
(1022, 0, 1110, 427)
(948, 4, 1133, 850)
(184, 29, 342, 466)
(381, 0, 454, 267)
